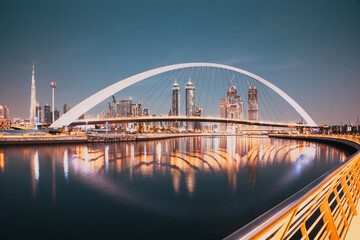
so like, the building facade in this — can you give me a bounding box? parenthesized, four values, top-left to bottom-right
(54, 109, 59, 121)
(171, 80, 180, 116)
(248, 85, 258, 122)
(143, 108, 149, 117)
(132, 101, 142, 117)
(194, 106, 203, 131)
(36, 103, 42, 123)
(220, 84, 243, 131)
(4, 106, 10, 120)
(63, 104, 70, 114)
(116, 100, 132, 117)
(185, 79, 195, 131)
(0, 105, 3, 118)
(44, 104, 51, 124)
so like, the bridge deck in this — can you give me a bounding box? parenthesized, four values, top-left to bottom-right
(346, 200, 360, 239)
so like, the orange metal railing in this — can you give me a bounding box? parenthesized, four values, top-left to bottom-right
(225, 135, 360, 240)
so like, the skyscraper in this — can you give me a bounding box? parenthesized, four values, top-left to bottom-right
(248, 85, 258, 122)
(117, 100, 132, 117)
(44, 104, 51, 124)
(219, 82, 243, 131)
(194, 106, 203, 130)
(63, 104, 70, 114)
(171, 80, 180, 116)
(133, 101, 142, 117)
(54, 108, 60, 121)
(29, 62, 37, 123)
(4, 106, 10, 120)
(36, 103, 42, 123)
(0, 105, 3, 118)
(185, 79, 195, 131)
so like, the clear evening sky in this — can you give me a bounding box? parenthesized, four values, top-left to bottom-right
(0, 0, 359, 125)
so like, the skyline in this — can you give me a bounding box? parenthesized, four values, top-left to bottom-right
(0, 0, 359, 125)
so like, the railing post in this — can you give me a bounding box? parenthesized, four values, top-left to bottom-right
(276, 209, 297, 240)
(333, 187, 350, 228)
(320, 201, 340, 240)
(341, 177, 357, 216)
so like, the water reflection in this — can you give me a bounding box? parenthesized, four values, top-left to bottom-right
(39, 136, 346, 197)
(0, 151, 4, 172)
(0, 136, 350, 240)
(64, 149, 69, 180)
(1, 137, 349, 203)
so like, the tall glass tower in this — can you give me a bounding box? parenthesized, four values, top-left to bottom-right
(185, 79, 195, 131)
(171, 80, 180, 116)
(185, 79, 195, 117)
(29, 62, 37, 123)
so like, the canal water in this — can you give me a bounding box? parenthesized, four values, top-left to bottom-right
(0, 136, 349, 239)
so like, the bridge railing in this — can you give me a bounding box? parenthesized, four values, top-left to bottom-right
(225, 137, 360, 240)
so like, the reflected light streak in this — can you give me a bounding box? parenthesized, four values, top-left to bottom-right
(144, 144, 147, 163)
(64, 149, 69, 180)
(85, 147, 89, 175)
(105, 145, 109, 173)
(0, 152, 4, 172)
(34, 150, 39, 181)
(157, 143, 161, 164)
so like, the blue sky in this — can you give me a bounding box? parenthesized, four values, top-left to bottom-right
(0, 0, 359, 125)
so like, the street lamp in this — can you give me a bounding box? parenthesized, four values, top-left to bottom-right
(50, 82, 56, 123)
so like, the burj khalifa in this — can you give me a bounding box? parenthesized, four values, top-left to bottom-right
(29, 62, 36, 123)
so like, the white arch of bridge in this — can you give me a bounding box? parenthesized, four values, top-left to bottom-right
(50, 63, 316, 128)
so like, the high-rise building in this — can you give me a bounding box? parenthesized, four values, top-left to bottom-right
(54, 108, 59, 121)
(44, 104, 51, 124)
(171, 80, 180, 116)
(29, 62, 37, 123)
(143, 108, 149, 116)
(51, 109, 60, 122)
(108, 103, 115, 118)
(117, 100, 132, 117)
(219, 83, 243, 131)
(63, 104, 70, 114)
(36, 103, 42, 123)
(4, 106, 10, 120)
(0, 105, 3, 118)
(248, 85, 258, 122)
(185, 79, 195, 131)
(133, 101, 142, 117)
(194, 106, 203, 131)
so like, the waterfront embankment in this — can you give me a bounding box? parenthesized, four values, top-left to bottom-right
(0, 132, 248, 145)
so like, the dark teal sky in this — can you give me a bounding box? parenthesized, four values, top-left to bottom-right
(0, 0, 359, 125)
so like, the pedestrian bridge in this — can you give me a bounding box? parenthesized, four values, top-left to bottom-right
(225, 134, 360, 240)
(50, 62, 317, 129)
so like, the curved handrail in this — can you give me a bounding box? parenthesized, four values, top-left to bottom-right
(225, 135, 360, 240)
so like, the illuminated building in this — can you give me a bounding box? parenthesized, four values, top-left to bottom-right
(44, 104, 51, 124)
(36, 103, 42, 123)
(116, 100, 132, 117)
(171, 80, 180, 116)
(219, 83, 243, 131)
(194, 106, 203, 130)
(248, 85, 258, 122)
(29, 62, 37, 123)
(185, 79, 195, 131)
